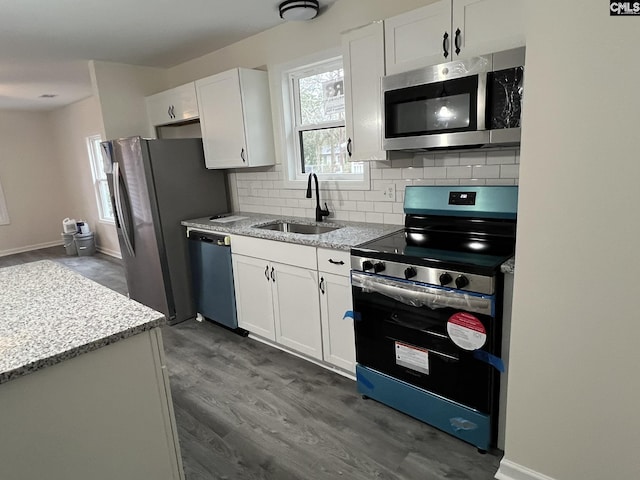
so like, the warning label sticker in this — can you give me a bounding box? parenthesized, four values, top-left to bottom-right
(395, 341, 429, 375)
(447, 312, 487, 350)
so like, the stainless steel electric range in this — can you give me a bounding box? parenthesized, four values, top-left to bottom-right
(350, 185, 517, 451)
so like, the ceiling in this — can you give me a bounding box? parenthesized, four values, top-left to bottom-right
(0, 0, 336, 111)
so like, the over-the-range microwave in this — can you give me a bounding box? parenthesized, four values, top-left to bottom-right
(382, 47, 525, 151)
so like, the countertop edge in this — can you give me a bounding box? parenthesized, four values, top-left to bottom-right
(0, 319, 164, 385)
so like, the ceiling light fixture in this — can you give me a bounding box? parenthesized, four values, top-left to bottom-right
(279, 0, 319, 21)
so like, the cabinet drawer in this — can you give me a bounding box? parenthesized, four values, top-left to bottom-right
(232, 235, 317, 270)
(317, 248, 350, 276)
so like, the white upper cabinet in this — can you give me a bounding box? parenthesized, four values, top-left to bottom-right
(145, 82, 198, 127)
(342, 21, 387, 162)
(385, 0, 524, 75)
(196, 68, 276, 169)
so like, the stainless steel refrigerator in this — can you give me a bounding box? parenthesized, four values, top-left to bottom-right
(101, 136, 228, 325)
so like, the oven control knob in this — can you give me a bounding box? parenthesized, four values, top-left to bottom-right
(439, 272, 453, 286)
(373, 262, 386, 273)
(404, 267, 417, 279)
(362, 260, 373, 271)
(455, 275, 469, 289)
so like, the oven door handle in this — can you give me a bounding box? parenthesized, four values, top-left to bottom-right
(352, 272, 493, 316)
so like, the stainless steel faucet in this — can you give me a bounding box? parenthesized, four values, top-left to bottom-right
(306, 173, 330, 222)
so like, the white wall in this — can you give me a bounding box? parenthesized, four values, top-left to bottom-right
(50, 96, 120, 256)
(0, 111, 73, 255)
(498, 1, 640, 480)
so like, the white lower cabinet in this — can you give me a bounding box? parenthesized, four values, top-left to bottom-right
(317, 248, 355, 374)
(232, 237, 355, 375)
(231, 236, 322, 361)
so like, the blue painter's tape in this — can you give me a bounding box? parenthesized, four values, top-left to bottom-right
(450, 417, 478, 432)
(473, 350, 505, 372)
(356, 369, 375, 390)
(343, 310, 362, 322)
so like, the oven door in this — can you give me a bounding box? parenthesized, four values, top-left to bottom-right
(352, 272, 499, 414)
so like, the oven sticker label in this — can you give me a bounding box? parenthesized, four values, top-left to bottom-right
(447, 312, 487, 350)
(395, 341, 429, 375)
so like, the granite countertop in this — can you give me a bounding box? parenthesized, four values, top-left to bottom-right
(0, 261, 165, 385)
(182, 212, 402, 251)
(501, 257, 515, 274)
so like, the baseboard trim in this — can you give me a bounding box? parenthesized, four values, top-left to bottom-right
(96, 246, 121, 259)
(496, 459, 557, 480)
(0, 240, 63, 258)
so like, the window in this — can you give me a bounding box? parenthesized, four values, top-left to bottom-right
(276, 52, 368, 189)
(86, 135, 114, 223)
(0, 177, 9, 225)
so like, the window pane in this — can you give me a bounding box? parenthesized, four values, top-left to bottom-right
(301, 126, 364, 175)
(99, 181, 114, 220)
(298, 68, 344, 126)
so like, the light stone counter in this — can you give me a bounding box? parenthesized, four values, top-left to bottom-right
(181, 212, 402, 251)
(0, 260, 165, 384)
(501, 257, 515, 274)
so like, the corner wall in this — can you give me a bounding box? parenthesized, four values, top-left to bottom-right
(0, 111, 73, 256)
(498, 1, 640, 479)
(49, 96, 120, 256)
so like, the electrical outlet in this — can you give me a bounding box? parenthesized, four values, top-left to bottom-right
(382, 184, 396, 202)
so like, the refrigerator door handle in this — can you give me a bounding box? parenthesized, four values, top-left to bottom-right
(113, 161, 136, 257)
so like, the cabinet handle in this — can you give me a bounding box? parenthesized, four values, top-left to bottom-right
(319, 277, 325, 294)
(240, 148, 246, 163)
(171, 105, 176, 118)
(270, 267, 275, 282)
(346, 138, 352, 157)
(442, 31, 449, 59)
(328, 259, 345, 265)
(454, 28, 461, 55)
(167, 106, 172, 118)
(264, 265, 270, 280)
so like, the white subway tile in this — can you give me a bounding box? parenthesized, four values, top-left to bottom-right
(434, 153, 460, 166)
(383, 213, 404, 225)
(515, 150, 520, 164)
(348, 191, 365, 201)
(500, 164, 520, 178)
(461, 179, 487, 185)
(486, 178, 516, 185)
(281, 207, 294, 216)
(356, 201, 374, 211)
(391, 158, 414, 168)
(349, 211, 367, 222)
(339, 200, 357, 210)
(446, 165, 473, 179)
(374, 202, 394, 213)
(486, 150, 517, 165)
(459, 151, 487, 166)
(412, 179, 436, 186)
(393, 203, 405, 214)
(435, 179, 460, 185)
(472, 165, 500, 178)
(332, 211, 351, 221)
(291, 208, 307, 217)
(382, 168, 403, 180)
(423, 167, 447, 179)
(402, 167, 425, 179)
(370, 167, 383, 180)
(365, 212, 384, 223)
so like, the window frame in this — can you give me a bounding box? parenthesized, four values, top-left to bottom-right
(86, 134, 115, 224)
(270, 49, 370, 191)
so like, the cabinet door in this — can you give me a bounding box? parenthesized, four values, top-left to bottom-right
(384, 0, 451, 75)
(272, 262, 323, 360)
(343, 22, 387, 162)
(319, 272, 355, 374)
(452, 0, 524, 59)
(146, 83, 198, 128)
(232, 255, 275, 340)
(196, 70, 248, 169)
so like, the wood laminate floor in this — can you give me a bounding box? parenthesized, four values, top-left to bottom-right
(1, 247, 502, 480)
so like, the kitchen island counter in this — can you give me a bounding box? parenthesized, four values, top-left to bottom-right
(0, 260, 184, 480)
(0, 260, 165, 384)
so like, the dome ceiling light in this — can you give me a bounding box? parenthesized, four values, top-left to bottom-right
(279, 0, 320, 21)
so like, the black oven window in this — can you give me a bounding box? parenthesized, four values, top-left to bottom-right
(385, 75, 479, 137)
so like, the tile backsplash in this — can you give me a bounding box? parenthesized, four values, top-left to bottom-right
(228, 148, 519, 226)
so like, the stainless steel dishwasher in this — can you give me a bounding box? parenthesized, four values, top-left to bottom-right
(188, 230, 241, 331)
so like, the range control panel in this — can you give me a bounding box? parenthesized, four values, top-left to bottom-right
(350, 257, 496, 295)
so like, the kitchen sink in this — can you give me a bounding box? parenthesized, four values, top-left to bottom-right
(254, 221, 340, 235)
